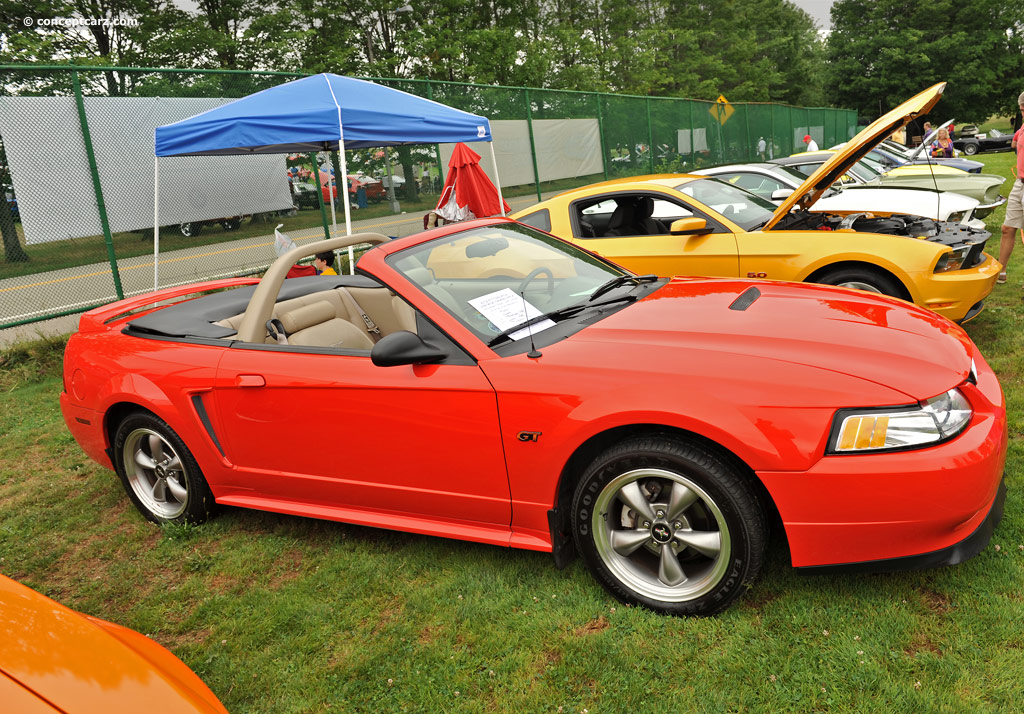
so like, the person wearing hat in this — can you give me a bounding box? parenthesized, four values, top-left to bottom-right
(996, 90, 1024, 284)
(803, 134, 819, 152)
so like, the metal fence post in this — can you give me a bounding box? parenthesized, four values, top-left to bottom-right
(646, 98, 655, 173)
(425, 81, 444, 191)
(524, 89, 542, 202)
(71, 66, 124, 300)
(308, 152, 332, 241)
(595, 93, 609, 180)
(744, 105, 752, 162)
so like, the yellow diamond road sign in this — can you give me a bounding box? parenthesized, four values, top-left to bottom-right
(710, 94, 734, 125)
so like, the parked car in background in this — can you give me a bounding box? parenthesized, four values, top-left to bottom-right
(954, 128, 1015, 156)
(772, 152, 1006, 218)
(60, 222, 1006, 616)
(693, 162, 986, 230)
(0, 574, 228, 713)
(514, 84, 1002, 324)
(290, 179, 339, 210)
(178, 216, 244, 238)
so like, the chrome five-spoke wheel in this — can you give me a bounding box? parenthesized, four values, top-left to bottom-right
(573, 436, 765, 616)
(113, 412, 216, 525)
(592, 468, 730, 603)
(123, 428, 190, 520)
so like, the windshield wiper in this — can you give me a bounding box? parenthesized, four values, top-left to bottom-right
(588, 273, 659, 302)
(486, 294, 642, 347)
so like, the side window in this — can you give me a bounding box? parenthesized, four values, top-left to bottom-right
(573, 194, 719, 238)
(516, 208, 551, 232)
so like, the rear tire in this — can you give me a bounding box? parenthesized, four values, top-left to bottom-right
(815, 267, 903, 298)
(962, 142, 979, 156)
(179, 222, 202, 238)
(571, 435, 765, 616)
(113, 412, 216, 525)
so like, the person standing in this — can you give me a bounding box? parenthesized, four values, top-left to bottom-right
(757, 136, 767, 160)
(803, 134, 819, 152)
(997, 91, 1024, 284)
(929, 127, 957, 158)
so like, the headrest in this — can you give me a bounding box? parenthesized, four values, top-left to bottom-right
(635, 196, 654, 219)
(608, 201, 634, 227)
(279, 301, 336, 334)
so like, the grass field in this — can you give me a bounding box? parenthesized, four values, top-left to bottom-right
(1, 156, 1022, 713)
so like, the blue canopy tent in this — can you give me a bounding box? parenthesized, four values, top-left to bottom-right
(151, 73, 503, 287)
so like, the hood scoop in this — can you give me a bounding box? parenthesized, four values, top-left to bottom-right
(729, 286, 761, 311)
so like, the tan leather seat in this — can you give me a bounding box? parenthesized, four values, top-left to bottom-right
(279, 301, 374, 350)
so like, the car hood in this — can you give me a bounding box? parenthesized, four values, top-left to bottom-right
(0, 576, 228, 714)
(572, 278, 973, 402)
(814, 185, 978, 220)
(764, 83, 947, 231)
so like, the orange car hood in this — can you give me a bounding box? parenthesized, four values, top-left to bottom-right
(573, 277, 972, 402)
(0, 576, 227, 714)
(764, 83, 947, 231)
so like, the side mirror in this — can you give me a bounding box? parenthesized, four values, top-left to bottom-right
(669, 217, 709, 235)
(770, 188, 795, 201)
(371, 330, 447, 367)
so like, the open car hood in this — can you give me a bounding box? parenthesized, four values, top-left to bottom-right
(764, 83, 947, 231)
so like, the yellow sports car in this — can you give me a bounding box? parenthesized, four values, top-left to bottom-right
(512, 83, 999, 323)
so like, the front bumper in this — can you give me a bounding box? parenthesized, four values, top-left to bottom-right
(798, 479, 1005, 574)
(914, 253, 1000, 323)
(974, 196, 1006, 219)
(757, 363, 1007, 569)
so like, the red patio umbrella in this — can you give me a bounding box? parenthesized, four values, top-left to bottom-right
(435, 143, 510, 222)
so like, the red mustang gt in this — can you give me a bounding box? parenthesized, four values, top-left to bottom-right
(61, 219, 1007, 615)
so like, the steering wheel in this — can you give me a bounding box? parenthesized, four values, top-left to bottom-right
(517, 266, 556, 298)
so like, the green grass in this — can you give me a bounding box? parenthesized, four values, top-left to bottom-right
(2, 155, 1023, 713)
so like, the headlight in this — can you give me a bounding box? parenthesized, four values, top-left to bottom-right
(934, 245, 971, 272)
(828, 388, 972, 454)
(946, 210, 966, 223)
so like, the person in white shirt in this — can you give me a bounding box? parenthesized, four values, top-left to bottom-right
(803, 134, 819, 152)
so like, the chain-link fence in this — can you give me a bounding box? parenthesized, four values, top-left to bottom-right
(0, 65, 857, 329)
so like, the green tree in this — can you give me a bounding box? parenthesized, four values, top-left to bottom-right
(826, 0, 1024, 122)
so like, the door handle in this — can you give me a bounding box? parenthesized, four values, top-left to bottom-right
(236, 374, 266, 388)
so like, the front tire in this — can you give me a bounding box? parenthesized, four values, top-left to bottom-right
(572, 436, 765, 616)
(962, 142, 979, 156)
(113, 412, 216, 525)
(815, 267, 903, 298)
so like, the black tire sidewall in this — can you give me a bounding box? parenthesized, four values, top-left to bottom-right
(571, 436, 765, 616)
(112, 412, 215, 525)
(816, 267, 902, 298)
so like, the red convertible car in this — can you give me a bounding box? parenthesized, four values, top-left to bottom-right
(61, 221, 1007, 615)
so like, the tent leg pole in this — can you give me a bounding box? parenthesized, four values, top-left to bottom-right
(153, 156, 160, 291)
(338, 145, 354, 273)
(489, 143, 505, 217)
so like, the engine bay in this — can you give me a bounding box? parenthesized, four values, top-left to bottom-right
(772, 210, 989, 247)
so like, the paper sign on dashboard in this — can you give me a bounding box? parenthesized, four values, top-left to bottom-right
(468, 289, 555, 340)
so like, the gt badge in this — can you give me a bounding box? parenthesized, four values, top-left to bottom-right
(517, 431, 542, 442)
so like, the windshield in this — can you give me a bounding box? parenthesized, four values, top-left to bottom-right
(387, 223, 630, 343)
(859, 154, 888, 175)
(880, 140, 914, 158)
(673, 178, 777, 230)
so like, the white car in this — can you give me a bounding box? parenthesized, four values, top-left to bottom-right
(693, 162, 985, 231)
